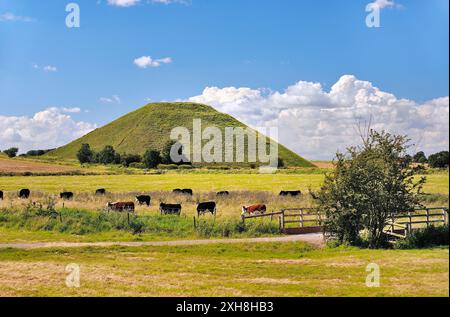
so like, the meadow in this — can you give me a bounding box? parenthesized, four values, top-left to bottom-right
(0, 242, 447, 296)
(0, 171, 448, 193)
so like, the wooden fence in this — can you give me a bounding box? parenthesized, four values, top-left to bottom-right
(242, 207, 449, 237)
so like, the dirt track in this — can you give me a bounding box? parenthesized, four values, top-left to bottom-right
(0, 233, 324, 250)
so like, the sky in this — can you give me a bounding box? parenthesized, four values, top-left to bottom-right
(0, 0, 448, 160)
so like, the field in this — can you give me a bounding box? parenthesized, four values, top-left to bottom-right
(0, 172, 448, 194)
(0, 242, 447, 296)
(0, 157, 79, 174)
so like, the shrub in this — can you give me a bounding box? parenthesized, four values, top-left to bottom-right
(318, 130, 425, 248)
(129, 162, 146, 169)
(3, 147, 19, 158)
(395, 225, 449, 249)
(157, 164, 178, 170)
(121, 153, 142, 167)
(143, 149, 162, 168)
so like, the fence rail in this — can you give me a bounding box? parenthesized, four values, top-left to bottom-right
(242, 206, 448, 236)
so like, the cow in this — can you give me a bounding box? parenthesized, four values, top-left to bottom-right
(136, 195, 151, 206)
(95, 188, 106, 196)
(106, 202, 135, 213)
(60, 192, 74, 200)
(19, 189, 30, 199)
(160, 203, 182, 216)
(217, 191, 230, 197)
(0, 191, 3, 200)
(242, 204, 267, 216)
(197, 201, 217, 217)
(279, 190, 302, 197)
(173, 189, 193, 196)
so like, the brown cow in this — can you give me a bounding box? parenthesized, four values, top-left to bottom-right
(106, 202, 135, 212)
(242, 204, 267, 216)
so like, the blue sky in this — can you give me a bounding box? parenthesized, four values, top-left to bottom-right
(0, 0, 448, 159)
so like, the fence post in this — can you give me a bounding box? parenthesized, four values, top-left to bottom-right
(426, 209, 430, 228)
(300, 209, 304, 228)
(127, 212, 130, 225)
(193, 216, 197, 229)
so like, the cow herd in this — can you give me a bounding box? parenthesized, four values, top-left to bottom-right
(0, 188, 303, 217)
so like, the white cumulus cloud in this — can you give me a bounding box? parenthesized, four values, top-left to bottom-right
(189, 75, 449, 160)
(0, 108, 96, 153)
(134, 56, 172, 68)
(99, 95, 121, 104)
(33, 64, 58, 73)
(0, 12, 35, 22)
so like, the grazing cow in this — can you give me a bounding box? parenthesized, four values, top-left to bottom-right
(60, 192, 74, 200)
(95, 188, 106, 196)
(136, 195, 151, 206)
(242, 204, 267, 216)
(173, 189, 193, 196)
(279, 190, 302, 197)
(19, 189, 30, 199)
(0, 191, 3, 200)
(106, 202, 135, 213)
(197, 201, 217, 216)
(217, 191, 230, 197)
(160, 203, 182, 215)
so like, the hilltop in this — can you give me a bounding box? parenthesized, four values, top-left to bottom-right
(48, 102, 314, 167)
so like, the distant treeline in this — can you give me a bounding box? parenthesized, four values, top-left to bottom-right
(1, 147, 54, 158)
(76, 141, 190, 169)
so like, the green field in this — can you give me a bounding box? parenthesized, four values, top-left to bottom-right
(0, 172, 448, 194)
(0, 242, 447, 296)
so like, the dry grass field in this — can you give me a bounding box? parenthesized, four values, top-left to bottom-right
(0, 157, 78, 174)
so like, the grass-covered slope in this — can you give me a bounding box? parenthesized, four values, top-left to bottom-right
(48, 102, 313, 167)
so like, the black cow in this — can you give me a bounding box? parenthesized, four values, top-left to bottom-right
(136, 195, 151, 206)
(279, 190, 302, 197)
(0, 191, 3, 200)
(160, 203, 182, 215)
(95, 188, 106, 195)
(19, 189, 30, 199)
(173, 189, 193, 196)
(197, 201, 217, 216)
(60, 192, 74, 200)
(217, 191, 230, 197)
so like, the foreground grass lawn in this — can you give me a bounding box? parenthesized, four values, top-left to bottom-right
(0, 173, 447, 194)
(0, 243, 447, 297)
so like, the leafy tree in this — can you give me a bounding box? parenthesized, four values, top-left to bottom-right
(121, 153, 142, 167)
(318, 130, 425, 248)
(428, 151, 449, 169)
(96, 145, 119, 164)
(413, 151, 428, 164)
(161, 140, 189, 164)
(77, 144, 95, 164)
(3, 147, 19, 158)
(143, 149, 162, 169)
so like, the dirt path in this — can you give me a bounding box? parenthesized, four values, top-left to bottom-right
(0, 234, 324, 250)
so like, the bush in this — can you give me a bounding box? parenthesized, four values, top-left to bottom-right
(121, 153, 142, 167)
(3, 147, 19, 158)
(96, 145, 120, 164)
(143, 149, 162, 168)
(395, 225, 449, 249)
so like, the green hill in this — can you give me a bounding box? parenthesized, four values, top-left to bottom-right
(48, 102, 313, 167)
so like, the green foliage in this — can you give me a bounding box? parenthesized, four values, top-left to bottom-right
(318, 130, 426, 248)
(395, 225, 449, 249)
(95, 145, 120, 164)
(46, 102, 313, 168)
(121, 153, 142, 167)
(3, 147, 19, 158)
(413, 151, 428, 164)
(143, 149, 162, 168)
(77, 144, 95, 164)
(428, 151, 449, 169)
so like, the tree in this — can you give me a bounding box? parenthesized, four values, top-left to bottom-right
(121, 153, 142, 167)
(428, 151, 449, 169)
(3, 147, 19, 158)
(96, 145, 118, 164)
(77, 144, 94, 164)
(143, 149, 162, 168)
(318, 130, 425, 248)
(413, 151, 428, 164)
(161, 140, 189, 164)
